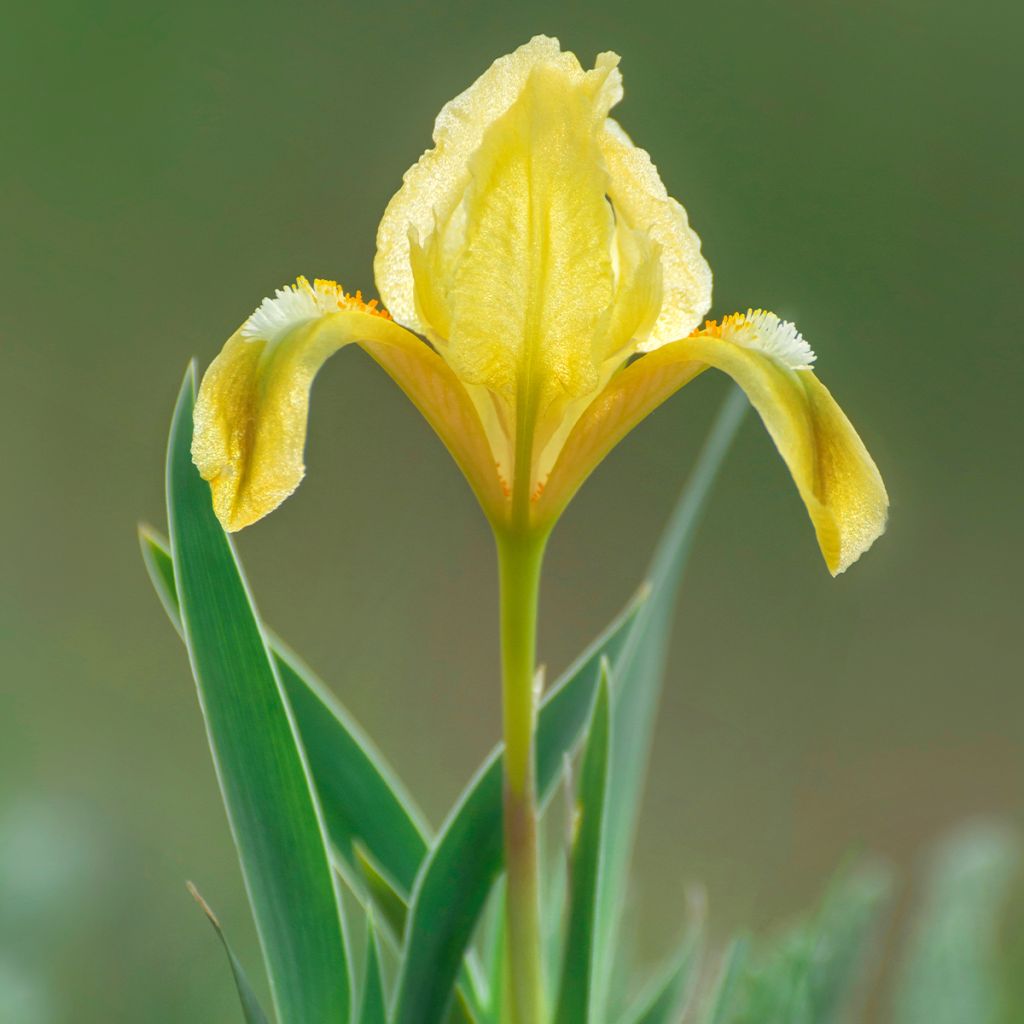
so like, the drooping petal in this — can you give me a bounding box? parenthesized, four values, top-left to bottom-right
(192, 279, 503, 531)
(538, 313, 888, 574)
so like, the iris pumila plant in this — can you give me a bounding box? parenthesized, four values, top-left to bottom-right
(144, 35, 893, 1024)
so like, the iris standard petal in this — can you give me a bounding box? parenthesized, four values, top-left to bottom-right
(373, 36, 715, 508)
(435, 58, 618, 405)
(374, 35, 615, 335)
(600, 119, 712, 347)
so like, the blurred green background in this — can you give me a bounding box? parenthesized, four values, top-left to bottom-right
(2, 0, 1021, 1019)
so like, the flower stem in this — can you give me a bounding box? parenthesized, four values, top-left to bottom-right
(496, 528, 548, 1024)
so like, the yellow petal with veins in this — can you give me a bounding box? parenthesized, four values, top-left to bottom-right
(539, 320, 888, 575)
(375, 35, 600, 336)
(435, 57, 618, 405)
(374, 36, 705, 498)
(192, 289, 502, 531)
(600, 119, 712, 347)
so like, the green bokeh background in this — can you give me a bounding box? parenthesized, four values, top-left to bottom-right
(2, 0, 1021, 1019)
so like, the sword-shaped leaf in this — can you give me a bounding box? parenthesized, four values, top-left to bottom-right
(358, 916, 387, 1024)
(166, 366, 350, 1024)
(594, 388, 748, 1019)
(553, 667, 611, 1024)
(140, 528, 429, 897)
(616, 931, 701, 1024)
(391, 592, 647, 1024)
(187, 882, 271, 1024)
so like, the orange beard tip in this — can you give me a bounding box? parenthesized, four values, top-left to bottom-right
(308, 278, 392, 319)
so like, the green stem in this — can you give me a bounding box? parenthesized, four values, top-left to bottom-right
(496, 528, 548, 1024)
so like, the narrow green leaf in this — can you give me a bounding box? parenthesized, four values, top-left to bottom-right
(800, 866, 890, 1022)
(359, 916, 387, 1024)
(710, 866, 890, 1024)
(276, 641, 430, 897)
(140, 520, 180, 628)
(166, 366, 350, 1024)
(140, 526, 430, 896)
(595, 387, 748, 1017)
(142, 524, 487, 1023)
(447, 988, 482, 1024)
(617, 931, 700, 1024)
(391, 590, 647, 1024)
(541, 782, 571, 1000)
(347, 849, 484, 1024)
(354, 843, 409, 939)
(702, 937, 751, 1024)
(480, 882, 507, 1022)
(187, 882, 271, 1024)
(891, 825, 1019, 1024)
(554, 665, 611, 1024)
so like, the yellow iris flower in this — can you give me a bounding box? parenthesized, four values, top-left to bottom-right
(192, 35, 887, 575)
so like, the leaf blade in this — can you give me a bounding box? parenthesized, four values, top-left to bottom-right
(595, 387, 748, 1017)
(166, 366, 350, 1024)
(142, 523, 488, 1022)
(392, 390, 745, 1024)
(140, 526, 430, 896)
(187, 882, 272, 1024)
(553, 666, 611, 1024)
(618, 931, 700, 1024)
(391, 591, 647, 1024)
(358, 916, 388, 1024)
(702, 937, 751, 1024)
(891, 825, 1020, 1024)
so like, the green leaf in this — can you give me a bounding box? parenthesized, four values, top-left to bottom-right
(617, 930, 701, 1024)
(276, 641, 429, 897)
(165, 366, 350, 1024)
(480, 882, 506, 1022)
(891, 825, 1020, 1024)
(541, 778, 571, 1000)
(142, 524, 487, 1023)
(715, 866, 890, 1024)
(187, 882, 271, 1024)
(702, 937, 751, 1024)
(391, 590, 647, 1024)
(554, 665, 611, 1024)
(358, 916, 387, 1024)
(353, 842, 409, 939)
(595, 387, 748, 1019)
(140, 527, 430, 898)
(349, 848, 485, 1024)
(799, 867, 890, 1022)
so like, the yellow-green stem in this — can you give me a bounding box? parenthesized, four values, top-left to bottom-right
(496, 527, 547, 1024)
